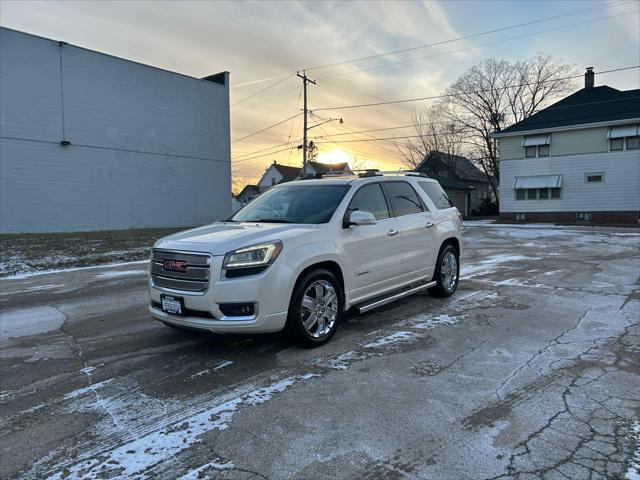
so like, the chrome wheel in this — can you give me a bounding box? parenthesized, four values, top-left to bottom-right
(300, 280, 338, 338)
(441, 251, 458, 292)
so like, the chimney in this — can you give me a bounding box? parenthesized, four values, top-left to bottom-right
(585, 67, 594, 89)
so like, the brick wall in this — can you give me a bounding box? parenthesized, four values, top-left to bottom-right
(500, 211, 639, 225)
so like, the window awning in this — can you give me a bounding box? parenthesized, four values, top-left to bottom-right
(513, 175, 563, 189)
(608, 125, 639, 138)
(522, 134, 550, 146)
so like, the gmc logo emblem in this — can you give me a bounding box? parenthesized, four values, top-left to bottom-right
(163, 259, 188, 273)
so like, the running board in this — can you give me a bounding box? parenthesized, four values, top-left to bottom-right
(355, 281, 436, 314)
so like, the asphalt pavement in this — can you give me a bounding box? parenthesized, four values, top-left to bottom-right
(1, 222, 638, 480)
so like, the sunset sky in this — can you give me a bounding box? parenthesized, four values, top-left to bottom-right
(1, 0, 638, 185)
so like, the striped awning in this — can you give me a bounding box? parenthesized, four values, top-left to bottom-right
(608, 125, 639, 138)
(522, 134, 551, 146)
(513, 175, 563, 189)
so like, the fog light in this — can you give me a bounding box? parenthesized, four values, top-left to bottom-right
(219, 303, 255, 317)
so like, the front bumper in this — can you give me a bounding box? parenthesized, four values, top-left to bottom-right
(149, 256, 293, 334)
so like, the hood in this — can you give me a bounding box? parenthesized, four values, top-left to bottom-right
(153, 222, 318, 256)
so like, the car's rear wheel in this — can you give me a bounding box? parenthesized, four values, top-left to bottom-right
(430, 244, 459, 298)
(286, 268, 343, 347)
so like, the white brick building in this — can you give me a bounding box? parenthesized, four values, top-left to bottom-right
(0, 27, 231, 233)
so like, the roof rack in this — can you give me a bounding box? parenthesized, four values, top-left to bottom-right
(351, 169, 429, 178)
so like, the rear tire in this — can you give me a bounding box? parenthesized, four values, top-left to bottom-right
(285, 268, 343, 348)
(430, 244, 459, 298)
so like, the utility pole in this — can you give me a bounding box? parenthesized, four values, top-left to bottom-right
(297, 70, 315, 177)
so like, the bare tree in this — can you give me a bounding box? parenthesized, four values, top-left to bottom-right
(398, 105, 463, 169)
(434, 54, 577, 203)
(231, 168, 249, 196)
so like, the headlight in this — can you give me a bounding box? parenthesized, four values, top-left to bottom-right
(223, 241, 283, 270)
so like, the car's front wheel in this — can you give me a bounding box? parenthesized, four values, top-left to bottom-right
(286, 268, 343, 347)
(430, 244, 459, 298)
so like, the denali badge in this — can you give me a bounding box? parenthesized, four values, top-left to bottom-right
(163, 259, 188, 273)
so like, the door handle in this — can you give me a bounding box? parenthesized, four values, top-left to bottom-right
(425, 222, 435, 228)
(387, 229, 399, 236)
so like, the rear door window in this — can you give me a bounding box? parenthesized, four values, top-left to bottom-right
(382, 181, 424, 217)
(347, 183, 390, 221)
(419, 181, 454, 209)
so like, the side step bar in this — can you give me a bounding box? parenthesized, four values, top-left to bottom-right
(355, 281, 436, 314)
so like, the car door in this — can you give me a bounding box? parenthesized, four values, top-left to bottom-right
(382, 181, 436, 280)
(341, 182, 404, 302)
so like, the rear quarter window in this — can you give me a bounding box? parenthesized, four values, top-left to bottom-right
(419, 181, 454, 209)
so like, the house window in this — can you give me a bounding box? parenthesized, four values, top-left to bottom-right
(515, 187, 561, 201)
(525, 146, 537, 158)
(576, 212, 591, 222)
(522, 134, 551, 158)
(538, 144, 550, 157)
(585, 173, 604, 183)
(515, 213, 526, 221)
(610, 138, 624, 151)
(627, 136, 639, 149)
(271, 177, 276, 186)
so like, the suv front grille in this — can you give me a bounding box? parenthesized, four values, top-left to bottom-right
(151, 249, 211, 293)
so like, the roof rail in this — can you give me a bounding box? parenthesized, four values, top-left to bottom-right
(351, 169, 429, 178)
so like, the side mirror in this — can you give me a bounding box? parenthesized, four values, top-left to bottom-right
(346, 210, 376, 227)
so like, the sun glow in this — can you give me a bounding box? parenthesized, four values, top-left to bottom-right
(316, 148, 352, 165)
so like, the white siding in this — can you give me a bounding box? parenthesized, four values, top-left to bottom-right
(551, 127, 608, 156)
(257, 165, 283, 187)
(0, 28, 231, 233)
(498, 137, 523, 160)
(500, 150, 640, 213)
(499, 127, 609, 160)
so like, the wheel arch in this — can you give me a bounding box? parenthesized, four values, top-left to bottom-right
(440, 236, 460, 256)
(292, 261, 345, 302)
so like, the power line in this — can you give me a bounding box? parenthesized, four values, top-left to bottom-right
(232, 146, 298, 163)
(304, 1, 626, 72)
(313, 66, 640, 112)
(233, 138, 302, 160)
(231, 112, 301, 144)
(315, 9, 638, 82)
(231, 74, 295, 106)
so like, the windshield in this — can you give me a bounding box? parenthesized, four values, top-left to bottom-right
(231, 184, 350, 224)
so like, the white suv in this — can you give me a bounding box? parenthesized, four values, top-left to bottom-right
(149, 172, 462, 347)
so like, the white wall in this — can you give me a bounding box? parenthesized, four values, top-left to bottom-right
(0, 28, 231, 233)
(257, 165, 283, 187)
(500, 150, 640, 213)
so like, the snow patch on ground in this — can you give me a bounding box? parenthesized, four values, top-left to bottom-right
(50, 374, 319, 479)
(94, 270, 147, 279)
(214, 360, 234, 370)
(64, 379, 114, 400)
(461, 254, 541, 279)
(0, 306, 67, 340)
(363, 331, 418, 348)
(2, 260, 149, 280)
(178, 459, 235, 479)
(412, 314, 463, 330)
(627, 421, 640, 480)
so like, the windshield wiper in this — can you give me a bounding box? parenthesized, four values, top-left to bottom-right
(254, 218, 292, 223)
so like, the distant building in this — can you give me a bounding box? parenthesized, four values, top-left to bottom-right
(416, 151, 494, 217)
(256, 161, 352, 190)
(236, 184, 264, 205)
(305, 161, 352, 177)
(258, 162, 301, 188)
(494, 68, 640, 224)
(0, 27, 231, 233)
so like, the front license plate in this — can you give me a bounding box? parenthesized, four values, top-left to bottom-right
(161, 295, 184, 315)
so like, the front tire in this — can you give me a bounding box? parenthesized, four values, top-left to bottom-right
(285, 268, 343, 348)
(430, 244, 459, 298)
